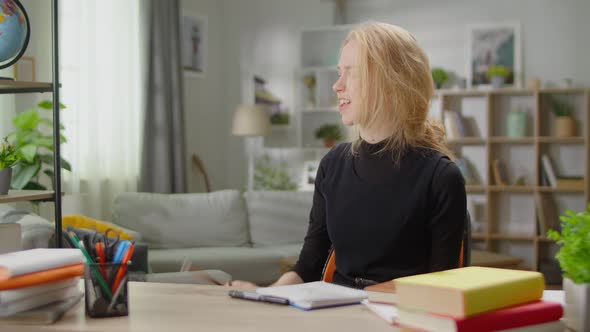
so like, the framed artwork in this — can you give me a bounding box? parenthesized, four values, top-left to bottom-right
(13, 56, 35, 82)
(181, 12, 207, 77)
(300, 160, 320, 191)
(467, 23, 521, 88)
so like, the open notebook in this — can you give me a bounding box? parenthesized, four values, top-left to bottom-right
(256, 281, 367, 310)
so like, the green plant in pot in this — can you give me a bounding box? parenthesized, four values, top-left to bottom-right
(253, 155, 297, 191)
(7, 101, 71, 191)
(547, 205, 590, 331)
(485, 65, 510, 88)
(431, 67, 448, 89)
(547, 95, 576, 137)
(314, 124, 342, 148)
(0, 137, 21, 195)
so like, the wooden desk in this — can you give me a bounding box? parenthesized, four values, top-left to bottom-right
(0, 282, 399, 332)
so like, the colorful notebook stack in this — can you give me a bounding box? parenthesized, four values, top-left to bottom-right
(394, 267, 564, 332)
(0, 249, 84, 319)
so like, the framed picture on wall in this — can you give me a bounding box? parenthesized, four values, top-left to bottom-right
(300, 160, 320, 191)
(182, 12, 207, 77)
(13, 56, 35, 82)
(467, 22, 521, 88)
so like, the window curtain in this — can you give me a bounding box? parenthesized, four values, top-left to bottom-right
(139, 0, 187, 193)
(59, 0, 144, 219)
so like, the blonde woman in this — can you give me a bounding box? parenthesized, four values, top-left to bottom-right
(231, 22, 466, 288)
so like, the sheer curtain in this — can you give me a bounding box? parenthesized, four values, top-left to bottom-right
(59, 0, 144, 219)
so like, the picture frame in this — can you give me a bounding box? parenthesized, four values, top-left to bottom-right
(467, 22, 521, 88)
(13, 56, 35, 82)
(181, 12, 207, 77)
(301, 160, 320, 191)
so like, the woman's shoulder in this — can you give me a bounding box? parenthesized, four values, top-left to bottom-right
(322, 142, 351, 162)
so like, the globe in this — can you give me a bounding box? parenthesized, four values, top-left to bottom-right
(0, 0, 30, 74)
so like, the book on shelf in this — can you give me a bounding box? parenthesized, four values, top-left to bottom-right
(255, 281, 367, 310)
(534, 194, 547, 236)
(0, 249, 83, 281)
(539, 194, 560, 232)
(443, 111, 467, 139)
(492, 160, 508, 186)
(394, 267, 545, 318)
(455, 158, 480, 186)
(397, 300, 563, 332)
(0, 292, 82, 325)
(364, 279, 397, 304)
(540, 155, 558, 187)
(361, 299, 398, 325)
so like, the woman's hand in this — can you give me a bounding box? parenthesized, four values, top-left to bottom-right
(224, 280, 257, 288)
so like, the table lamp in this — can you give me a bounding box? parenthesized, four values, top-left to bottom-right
(231, 104, 270, 191)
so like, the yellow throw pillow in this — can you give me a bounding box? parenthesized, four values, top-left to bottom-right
(60, 214, 134, 241)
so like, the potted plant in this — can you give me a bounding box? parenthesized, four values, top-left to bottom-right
(0, 137, 21, 195)
(270, 112, 290, 126)
(547, 96, 576, 137)
(486, 65, 510, 88)
(547, 205, 590, 331)
(7, 101, 72, 190)
(314, 124, 342, 148)
(431, 67, 448, 89)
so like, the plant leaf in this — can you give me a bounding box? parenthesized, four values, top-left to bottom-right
(10, 162, 41, 189)
(19, 144, 37, 163)
(12, 110, 39, 130)
(23, 181, 46, 190)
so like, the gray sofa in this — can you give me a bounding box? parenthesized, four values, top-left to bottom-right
(110, 190, 313, 285)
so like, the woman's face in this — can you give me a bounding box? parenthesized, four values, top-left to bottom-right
(333, 40, 361, 126)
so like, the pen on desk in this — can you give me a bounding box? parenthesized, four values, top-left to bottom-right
(228, 290, 289, 305)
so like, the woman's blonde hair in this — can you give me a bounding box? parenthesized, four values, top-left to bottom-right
(344, 22, 453, 162)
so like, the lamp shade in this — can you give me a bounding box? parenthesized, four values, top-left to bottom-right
(231, 104, 271, 136)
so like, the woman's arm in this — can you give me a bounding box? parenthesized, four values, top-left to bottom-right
(428, 159, 467, 271)
(290, 159, 332, 283)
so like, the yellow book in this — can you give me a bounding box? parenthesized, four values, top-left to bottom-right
(394, 267, 544, 318)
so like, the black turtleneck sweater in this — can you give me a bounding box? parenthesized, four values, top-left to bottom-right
(292, 141, 466, 287)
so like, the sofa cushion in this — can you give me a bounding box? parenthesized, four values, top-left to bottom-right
(244, 191, 313, 247)
(112, 190, 249, 249)
(148, 244, 303, 285)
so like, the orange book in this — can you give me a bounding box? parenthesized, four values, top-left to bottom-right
(0, 264, 84, 290)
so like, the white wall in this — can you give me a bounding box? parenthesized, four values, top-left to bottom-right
(343, 0, 590, 87)
(180, 0, 227, 193)
(181, 0, 334, 191)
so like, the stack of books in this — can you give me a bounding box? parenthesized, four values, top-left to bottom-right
(394, 267, 564, 332)
(0, 249, 84, 323)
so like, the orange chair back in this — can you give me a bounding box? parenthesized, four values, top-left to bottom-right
(320, 239, 468, 283)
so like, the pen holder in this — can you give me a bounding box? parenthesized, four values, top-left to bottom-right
(84, 263, 129, 318)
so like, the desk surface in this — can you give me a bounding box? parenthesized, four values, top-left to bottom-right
(1, 282, 399, 332)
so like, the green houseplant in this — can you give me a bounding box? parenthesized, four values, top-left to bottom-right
(314, 124, 342, 148)
(253, 155, 297, 191)
(547, 96, 576, 137)
(547, 205, 590, 331)
(0, 137, 21, 195)
(7, 101, 71, 190)
(485, 65, 510, 88)
(431, 67, 448, 89)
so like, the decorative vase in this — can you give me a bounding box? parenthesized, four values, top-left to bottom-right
(507, 110, 527, 137)
(563, 277, 590, 331)
(491, 76, 505, 88)
(554, 116, 576, 137)
(0, 168, 12, 195)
